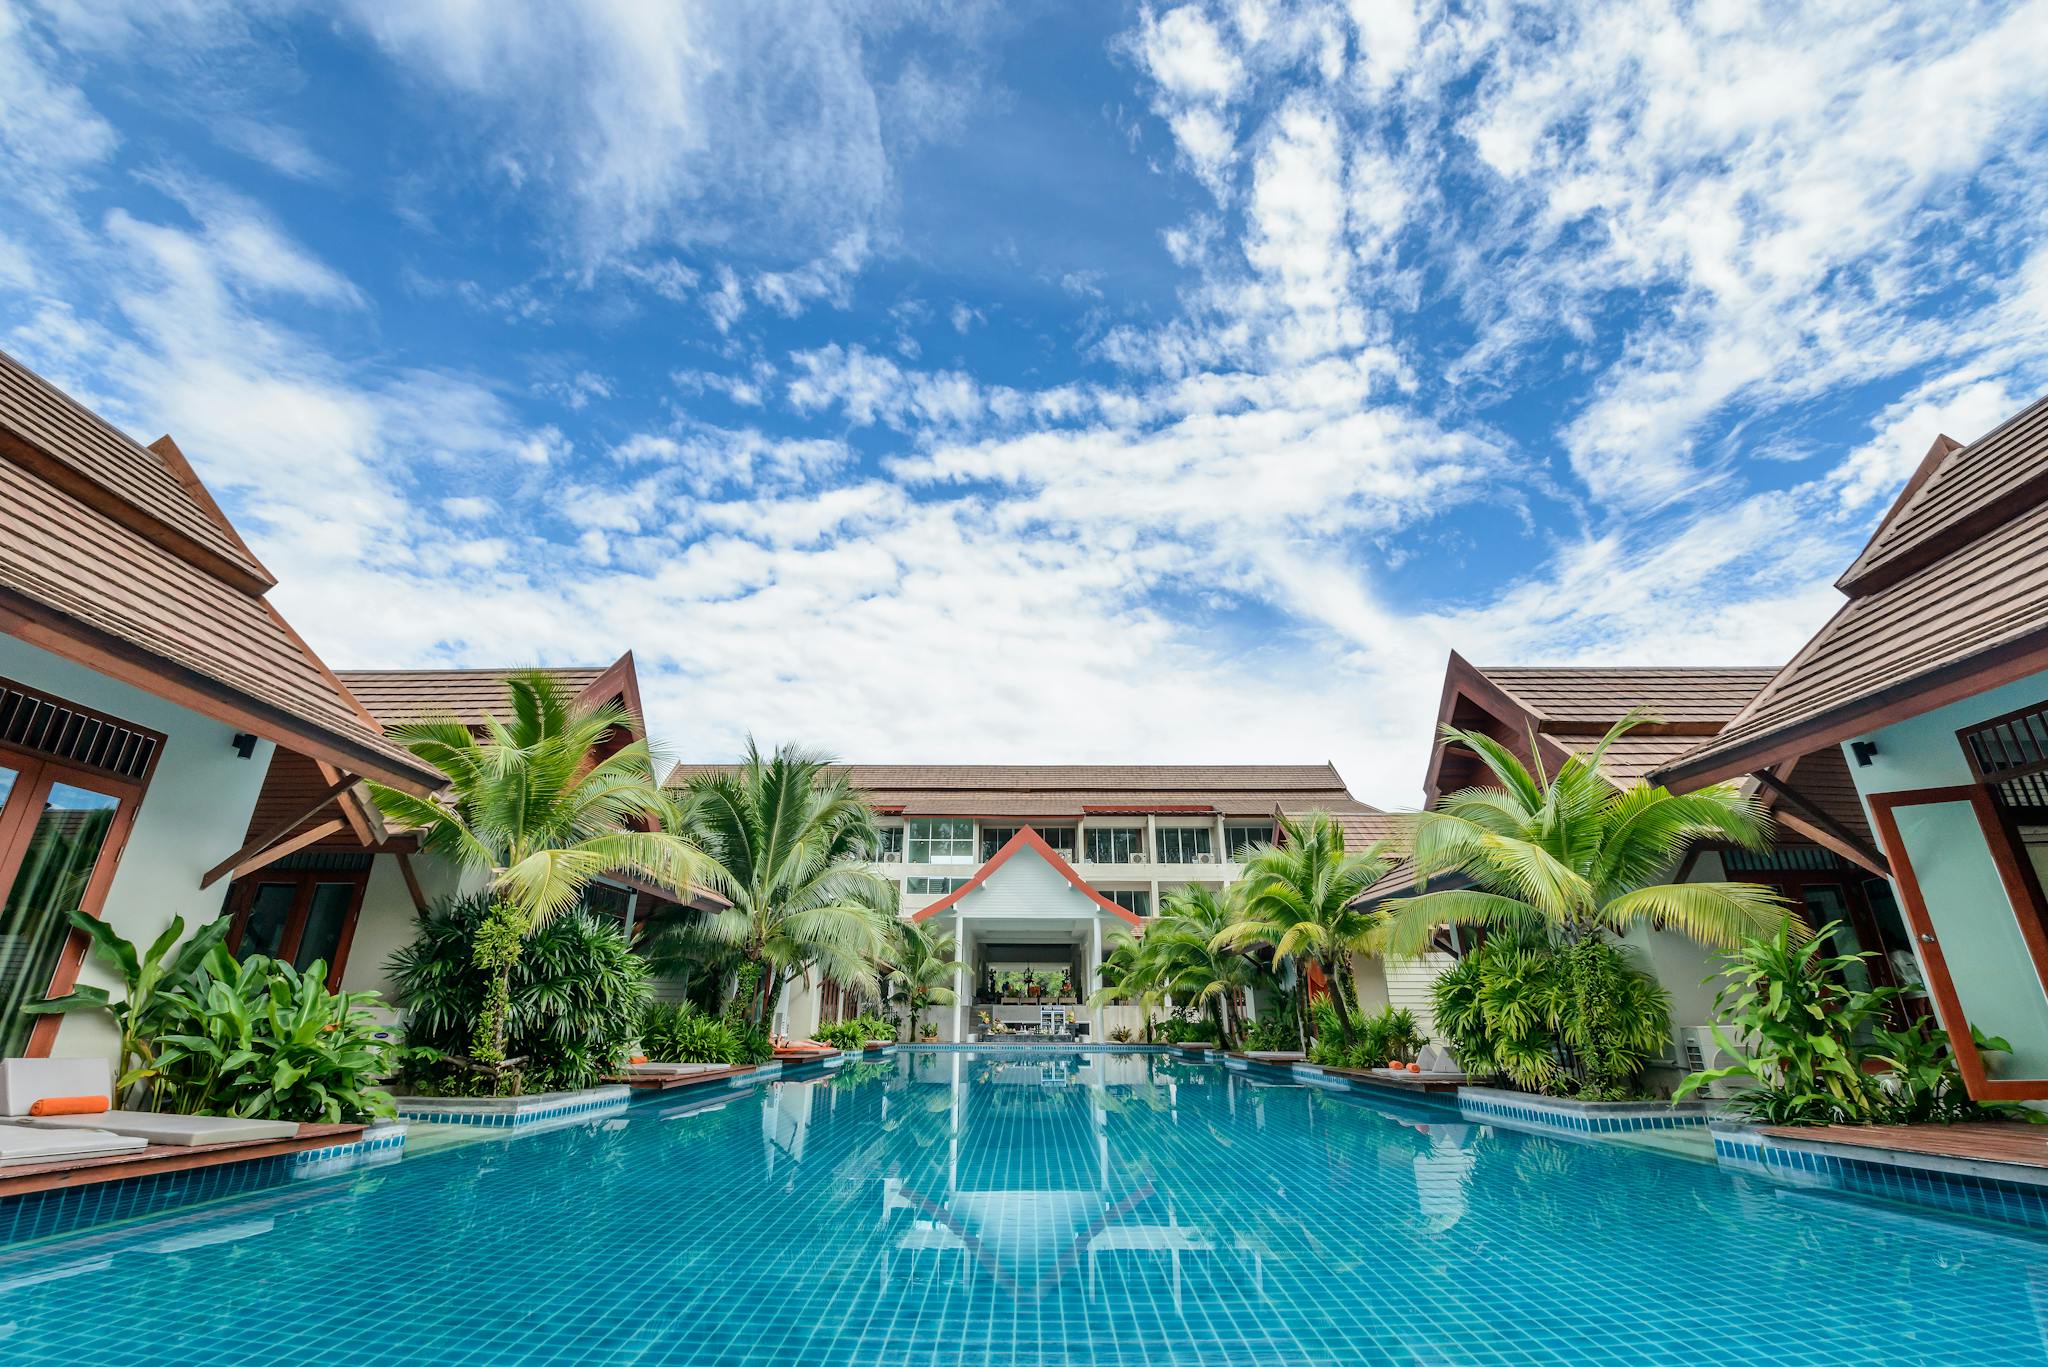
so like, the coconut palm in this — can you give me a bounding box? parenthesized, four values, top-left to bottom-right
(1217, 812, 1396, 1049)
(1092, 886, 1263, 1048)
(1376, 716, 1791, 1096)
(659, 741, 898, 1029)
(1374, 716, 1790, 959)
(367, 671, 701, 1087)
(880, 920, 960, 1040)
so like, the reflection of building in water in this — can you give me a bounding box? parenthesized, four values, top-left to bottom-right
(1411, 1123, 1478, 1233)
(879, 1052, 1224, 1301)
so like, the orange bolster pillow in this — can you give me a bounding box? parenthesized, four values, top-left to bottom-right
(29, 1095, 109, 1116)
(630, 1055, 648, 1065)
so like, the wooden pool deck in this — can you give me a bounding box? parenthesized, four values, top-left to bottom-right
(610, 1065, 760, 1092)
(1759, 1120, 2048, 1170)
(0, 1122, 367, 1200)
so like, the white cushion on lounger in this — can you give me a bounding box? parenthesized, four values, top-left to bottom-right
(627, 1062, 728, 1075)
(0, 1057, 112, 1116)
(0, 1122, 145, 1165)
(25, 1112, 299, 1146)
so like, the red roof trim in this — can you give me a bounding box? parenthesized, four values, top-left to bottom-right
(1081, 804, 1215, 814)
(910, 826, 1144, 928)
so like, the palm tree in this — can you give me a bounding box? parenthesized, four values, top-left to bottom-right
(660, 741, 898, 1030)
(880, 920, 960, 1040)
(1218, 812, 1396, 1050)
(1091, 886, 1263, 1048)
(1375, 717, 1789, 958)
(1375, 717, 1790, 1095)
(368, 671, 700, 1087)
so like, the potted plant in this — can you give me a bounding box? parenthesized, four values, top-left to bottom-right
(919, 1022, 939, 1042)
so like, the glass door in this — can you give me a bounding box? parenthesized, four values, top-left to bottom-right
(1868, 784, 2048, 1101)
(0, 769, 127, 1056)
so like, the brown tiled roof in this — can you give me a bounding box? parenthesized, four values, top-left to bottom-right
(0, 352, 440, 792)
(668, 763, 1368, 819)
(337, 666, 611, 727)
(0, 350, 271, 589)
(1661, 446, 2048, 787)
(1836, 393, 2048, 596)
(1480, 666, 1778, 728)
(1275, 800, 1403, 853)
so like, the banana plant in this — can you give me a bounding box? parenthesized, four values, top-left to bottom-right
(21, 908, 231, 1104)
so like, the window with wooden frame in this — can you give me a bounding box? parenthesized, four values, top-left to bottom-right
(225, 850, 374, 990)
(1959, 700, 2048, 936)
(0, 677, 161, 1058)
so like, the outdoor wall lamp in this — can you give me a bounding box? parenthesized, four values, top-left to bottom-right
(231, 732, 259, 758)
(1851, 740, 1879, 767)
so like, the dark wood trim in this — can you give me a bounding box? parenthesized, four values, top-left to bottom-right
(226, 863, 373, 989)
(0, 744, 153, 1057)
(0, 589, 445, 795)
(1868, 785, 2048, 1102)
(200, 772, 358, 889)
(0, 426, 274, 596)
(1832, 432, 1962, 595)
(230, 818, 347, 881)
(1659, 624, 2048, 791)
(395, 849, 428, 912)
(1752, 768, 1892, 877)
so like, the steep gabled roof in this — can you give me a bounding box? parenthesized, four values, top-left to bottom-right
(910, 827, 1143, 928)
(337, 662, 621, 728)
(1659, 392, 2048, 789)
(0, 348, 439, 792)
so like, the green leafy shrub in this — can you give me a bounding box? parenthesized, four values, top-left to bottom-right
(1108, 1025, 1134, 1043)
(1677, 920, 2042, 1126)
(1159, 1011, 1219, 1044)
(152, 949, 398, 1123)
(642, 1002, 744, 1064)
(1433, 934, 1668, 1098)
(814, 1019, 867, 1050)
(23, 908, 232, 1104)
(1240, 1001, 1300, 1053)
(1339, 1006, 1423, 1069)
(388, 894, 651, 1094)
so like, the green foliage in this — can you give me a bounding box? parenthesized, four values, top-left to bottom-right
(389, 894, 651, 1094)
(1379, 716, 1790, 960)
(815, 1019, 866, 1049)
(1352, 1006, 1424, 1069)
(1432, 934, 1668, 1097)
(1222, 813, 1396, 1046)
(1240, 999, 1300, 1053)
(654, 741, 898, 1029)
(23, 908, 231, 1102)
(880, 921, 960, 1039)
(1095, 884, 1271, 1049)
(151, 949, 398, 1123)
(1107, 1025, 1134, 1043)
(641, 1002, 745, 1064)
(366, 671, 699, 1091)
(1158, 1011, 1219, 1044)
(1676, 921, 2042, 1126)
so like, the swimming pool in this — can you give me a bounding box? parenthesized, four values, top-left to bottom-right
(1, 1048, 2042, 1365)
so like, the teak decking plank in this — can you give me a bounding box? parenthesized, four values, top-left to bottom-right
(1761, 1121, 2048, 1169)
(0, 1122, 365, 1199)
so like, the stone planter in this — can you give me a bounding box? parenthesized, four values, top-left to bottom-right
(393, 1084, 630, 1130)
(1458, 1086, 1710, 1135)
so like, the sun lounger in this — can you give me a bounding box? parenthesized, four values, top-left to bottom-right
(2, 1057, 299, 1147)
(0, 1122, 146, 1166)
(624, 1062, 730, 1076)
(25, 1111, 299, 1145)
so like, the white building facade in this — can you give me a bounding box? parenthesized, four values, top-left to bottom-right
(756, 765, 1384, 1044)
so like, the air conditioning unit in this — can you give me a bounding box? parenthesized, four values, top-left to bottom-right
(879, 851, 904, 863)
(1678, 1025, 1750, 1100)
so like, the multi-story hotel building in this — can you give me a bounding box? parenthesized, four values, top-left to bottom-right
(669, 763, 1386, 1043)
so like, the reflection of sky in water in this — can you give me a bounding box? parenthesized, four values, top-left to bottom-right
(0, 1049, 2044, 1364)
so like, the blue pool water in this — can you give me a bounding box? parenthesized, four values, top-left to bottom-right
(2, 1048, 2045, 1365)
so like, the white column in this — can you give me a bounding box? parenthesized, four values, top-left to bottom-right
(954, 922, 970, 1041)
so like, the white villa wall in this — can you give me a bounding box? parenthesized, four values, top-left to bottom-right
(0, 635, 273, 1064)
(340, 852, 486, 1027)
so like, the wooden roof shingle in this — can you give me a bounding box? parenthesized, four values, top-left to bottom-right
(0, 352, 440, 792)
(337, 666, 612, 727)
(1659, 393, 2048, 789)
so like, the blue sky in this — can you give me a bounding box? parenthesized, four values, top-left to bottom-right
(4, 1, 2048, 805)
